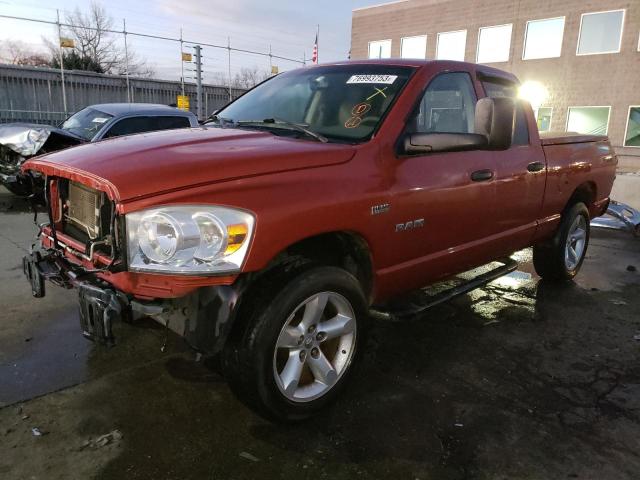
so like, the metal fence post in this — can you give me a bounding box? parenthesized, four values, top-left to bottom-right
(195, 45, 203, 121)
(180, 27, 185, 96)
(56, 10, 68, 116)
(123, 18, 131, 103)
(227, 36, 232, 102)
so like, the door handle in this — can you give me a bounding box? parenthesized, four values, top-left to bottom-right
(527, 161, 545, 173)
(470, 169, 493, 182)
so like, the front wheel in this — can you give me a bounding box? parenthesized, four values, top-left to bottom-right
(533, 202, 590, 281)
(222, 266, 367, 422)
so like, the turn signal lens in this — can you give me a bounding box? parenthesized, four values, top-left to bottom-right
(225, 224, 248, 255)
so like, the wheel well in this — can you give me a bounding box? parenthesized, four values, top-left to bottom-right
(565, 182, 597, 215)
(263, 232, 374, 301)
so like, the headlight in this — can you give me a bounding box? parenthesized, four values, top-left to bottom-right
(126, 205, 254, 274)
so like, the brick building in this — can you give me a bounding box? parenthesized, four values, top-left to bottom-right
(350, 0, 640, 170)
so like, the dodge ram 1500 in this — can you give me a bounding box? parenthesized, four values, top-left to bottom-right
(22, 60, 616, 421)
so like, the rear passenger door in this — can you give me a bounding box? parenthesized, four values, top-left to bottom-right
(481, 79, 547, 247)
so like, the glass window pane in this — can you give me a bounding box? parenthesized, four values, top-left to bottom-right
(567, 107, 610, 135)
(477, 24, 512, 63)
(625, 107, 640, 147)
(410, 72, 477, 134)
(577, 10, 624, 55)
(523, 17, 565, 60)
(436, 30, 467, 61)
(368, 40, 392, 59)
(536, 107, 553, 132)
(401, 35, 427, 59)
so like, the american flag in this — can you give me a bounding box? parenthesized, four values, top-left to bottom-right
(312, 30, 318, 64)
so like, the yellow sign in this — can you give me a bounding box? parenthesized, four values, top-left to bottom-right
(181, 52, 192, 62)
(271, 65, 279, 75)
(177, 95, 190, 111)
(59, 37, 75, 48)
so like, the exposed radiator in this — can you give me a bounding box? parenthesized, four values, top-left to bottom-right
(65, 181, 101, 239)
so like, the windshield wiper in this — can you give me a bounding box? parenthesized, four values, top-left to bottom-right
(237, 118, 328, 143)
(206, 114, 235, 127)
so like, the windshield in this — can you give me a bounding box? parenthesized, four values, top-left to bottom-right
(61, 107, 114, 140)
(212, 64, 414, 142)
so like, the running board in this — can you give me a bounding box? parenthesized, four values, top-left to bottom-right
(370, 257, 519, 320)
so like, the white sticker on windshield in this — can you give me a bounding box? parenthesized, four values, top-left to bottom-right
(346, 74, 397, 85)
(92, 117, 109, 123)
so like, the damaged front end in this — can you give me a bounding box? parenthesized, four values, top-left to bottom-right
(0, 124, 85, 196)
(23, 175, 242, 353)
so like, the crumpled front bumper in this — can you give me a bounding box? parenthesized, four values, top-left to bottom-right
(23, 248, 241, 353)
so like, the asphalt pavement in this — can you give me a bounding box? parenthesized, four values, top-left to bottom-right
(1, 185, 639, 480)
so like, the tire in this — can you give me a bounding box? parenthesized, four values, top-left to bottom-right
(533, 202, 590, 281)
(222, 265, 368, 422)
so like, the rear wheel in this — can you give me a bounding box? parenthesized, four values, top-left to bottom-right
(222, 266, 367, 422)
(533, 202, 590, 281)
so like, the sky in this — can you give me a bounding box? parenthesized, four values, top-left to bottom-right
(0, 0, 385, 81)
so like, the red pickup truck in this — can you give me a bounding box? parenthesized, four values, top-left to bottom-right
(22, 60, 616, 421)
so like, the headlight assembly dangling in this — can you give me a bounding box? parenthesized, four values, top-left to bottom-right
(126, 206, 255, 274)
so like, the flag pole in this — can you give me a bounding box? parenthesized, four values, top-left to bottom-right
(316, 24, 320, 63)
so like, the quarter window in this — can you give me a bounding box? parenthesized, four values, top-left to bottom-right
(401, 35, 427, 59)
(436, 30, 467, 61)
(577, 10, 625, 55)
(523, 17, 565, 60)
(368, 40, 392, 59)
(409, 72, 477, 134)
(566, 107, 611, 135)
(624, 106, 640, 147)
(477, 24, 512, 64)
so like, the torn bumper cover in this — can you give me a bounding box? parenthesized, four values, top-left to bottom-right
(22, 248, 241, 352)
(591, 200, 640, 237)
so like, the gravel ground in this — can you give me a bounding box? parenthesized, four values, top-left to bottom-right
(1, 185, 639, 480)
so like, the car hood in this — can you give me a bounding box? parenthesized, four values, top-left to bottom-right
(0, 123, 85, 157)
(23, 126, 357, 202)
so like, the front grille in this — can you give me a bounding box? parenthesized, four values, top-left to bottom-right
(65, 181, 101, 240)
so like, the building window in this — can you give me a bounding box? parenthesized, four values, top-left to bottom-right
(535, 107, 553, 132)
(401, 35, 427, 59)
(436, 30, 466, 61)
(523, 17, 565, 60)
(625, 106, 640, 147)
(368, 40, 392, 59)
(476, 24, 512, 63)
(577, 10, 625, 55)
(567, 106, 611, 135)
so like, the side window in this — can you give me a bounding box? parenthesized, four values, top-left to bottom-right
(153, 116, 191, 130)
(481, 80, 530, 145)
(410, 72, 477, 134)
(103, 117, 155, 138)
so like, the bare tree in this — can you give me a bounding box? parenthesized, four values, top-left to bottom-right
(0, 40, 50, 67)
(46, 1, 153, 76)
(231, 67, 271, 89)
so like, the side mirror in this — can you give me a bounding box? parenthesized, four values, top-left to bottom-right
(474, 97, 515, 150)
(402, 132, 488, 155)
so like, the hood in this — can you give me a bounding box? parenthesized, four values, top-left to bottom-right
(0, 123, 84, 157)
(23, 126, 357, 202)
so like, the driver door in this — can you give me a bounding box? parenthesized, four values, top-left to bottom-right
(381, 72, 498, 291)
